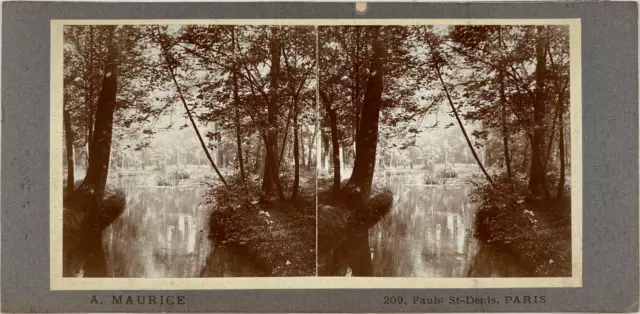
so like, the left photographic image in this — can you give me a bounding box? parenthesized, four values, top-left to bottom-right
(61, 24, 317, 278)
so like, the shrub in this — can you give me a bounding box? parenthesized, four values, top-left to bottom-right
(423, 173, 440, 185)
(155, 167, 191, 186)
(470, 172, 530, 243)
(172, 167, 190, 180)
(438, 166, 458, 179)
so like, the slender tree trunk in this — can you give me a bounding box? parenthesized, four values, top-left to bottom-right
(339, 146, 344, 175)
(544, 110, 558, 172)
(556, 107, 566, 200)
(498, 67, 512, 179)
(64, 109, 75, 196)
(308, 125, 317, 170)
(255, 139, 263, 175)
(429, 44, 493, 186)
(346, 26, 384, 200)
(529, 26, 551, 199)
(158, 29, 227, 186)
(277, 107, 293, 170)
(291, 100, 300, 200)
(232, 27, 246, 183)
(300, 127, 306, 168)
(556, 86, 567, 199)
(321, 91, 341, 198)
(322, 132, 330, 173)
(245, 137, 251, 167)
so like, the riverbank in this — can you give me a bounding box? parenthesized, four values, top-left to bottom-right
(317, 178, 393, 275)
(473, 176, 572, 277)
(205, 174, 316, 276)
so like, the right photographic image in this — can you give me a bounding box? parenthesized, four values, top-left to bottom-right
(317, 24, 573, 278)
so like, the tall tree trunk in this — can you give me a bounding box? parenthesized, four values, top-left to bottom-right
(555, 85, 567, 200)
(300, 127, 306, 168)
(80, 26, 118, 204)
(544, 110, 559, 172)
(498, 66, 512, 179)
(529, 26, 551, 199)
(65, 26, 118, 278)
(321, 91, 341, 199)
(64, 109, 75, 196)
(86, 26, 95, 161)
(346, 26, 384, 201)
(232, 27, 246, 184)
(556, 107, 566, 200)
(262, 26, 284, 200)
(291, 100, 300, 200)
(353, 26, 363, 142)
(322, 132, 330, 173)
(255, 139, 263, 175)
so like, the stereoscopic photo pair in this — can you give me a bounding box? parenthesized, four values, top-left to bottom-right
(53, 21, 580, 287)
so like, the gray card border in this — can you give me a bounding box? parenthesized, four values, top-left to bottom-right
(1, 1, 638, 313)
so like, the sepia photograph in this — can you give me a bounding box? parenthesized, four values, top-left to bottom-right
(61, 24, 317, 278)
(317, 24, 574, 278)
(52, 19, 580, 289)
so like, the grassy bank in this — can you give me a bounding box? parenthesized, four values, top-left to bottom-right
(206, 173, 316, 276)
(317, 178, 393, 275)
(472, 174, 571, 277)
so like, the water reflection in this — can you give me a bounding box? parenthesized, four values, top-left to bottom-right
(200, 242, 269, 277)
(369, 172, 477, 277)
(102, 174, 211, 277)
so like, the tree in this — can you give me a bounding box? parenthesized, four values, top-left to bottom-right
(424, 28, 494, 185)
(528, 26, 551, 199)
(153, 26, 228, 186)
(344, 26, 385, 200)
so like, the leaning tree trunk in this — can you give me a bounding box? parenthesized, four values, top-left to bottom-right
(80, 26, 118, 204)
(64, 109, 75, 197)
(428, 40, 493, 186)
(64, 26, 123, 278)
(529, 26, 551, 199)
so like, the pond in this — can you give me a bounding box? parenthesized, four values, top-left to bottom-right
(102, 173, 211, 278)
(368, 170, 527, 277)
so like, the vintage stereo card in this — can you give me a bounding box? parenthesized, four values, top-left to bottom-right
(1, 1, 638, 313)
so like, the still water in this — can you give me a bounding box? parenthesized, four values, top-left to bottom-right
(369, 171, 477, 277)
(368, 170, 528, 277)
(102, 173, 211, 277)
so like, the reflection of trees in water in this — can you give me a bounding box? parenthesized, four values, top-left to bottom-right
(368, 173, 477, 277)
(102, 176, 211, 278)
